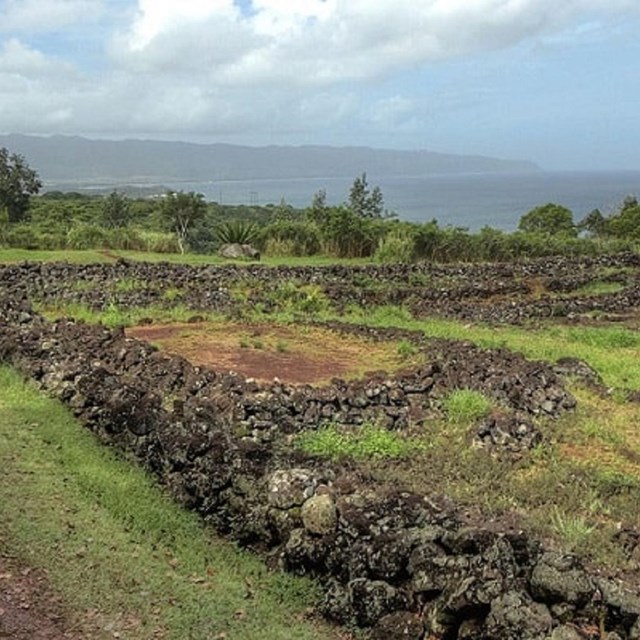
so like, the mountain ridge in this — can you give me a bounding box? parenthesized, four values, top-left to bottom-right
(0, 133, 540, 186)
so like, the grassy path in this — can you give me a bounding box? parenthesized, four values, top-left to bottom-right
(0, 366, 343, 640)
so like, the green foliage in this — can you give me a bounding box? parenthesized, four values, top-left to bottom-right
(0, 207, 9, 246)
(518, 203, 576, 237)
(308, 188, 328, 225)
(262, 220, 321, 256)
(374, 226, 416, 263)
(216, 220, 260, 245)
(566, 280, 624, 297)
(162, 287, 183, 302)
(160, 191, 207, 254)
(0, 147, 42, 223)
(319, 205, 383, 258)
(137, 230, 181, 253)
(442, 389, 493, 425)
(396, 340, 417, 359)
(578, 208, 607, 236)
(348, 172, 385, 219)
(265, 281, 330, 316)
(5, 224, 59, 249)
(101, 190, 132, 228)
(2, 187, 637, 261)
(38, 300, 217, 328)
(605, 198, 640, 239)
(550, 507, 595, 552)
(66, 223, 110, 249)
(297, 422, 422, 460)
(565, 326, 640, 349)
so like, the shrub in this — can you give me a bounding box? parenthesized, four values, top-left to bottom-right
(262, 220, 321, 256)
(266, 281, 330, 315)
(7, 225, 51, 249)
(263, 237, 298, 256)
(216, 220, 260, 245)
(66, 223, 110, 250)
(138, 230, 181, 253)
(374, 227, 415, 263)
(319, 206, 382, 258)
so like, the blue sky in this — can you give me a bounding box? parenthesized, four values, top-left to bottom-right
(1, 0, 639, 170)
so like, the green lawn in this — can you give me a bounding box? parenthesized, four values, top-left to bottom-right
(0, 247, 372, 267)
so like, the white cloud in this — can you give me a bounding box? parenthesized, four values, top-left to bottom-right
(0, 0, 104, 32)
(112, 0, 640, 87)
(0, 38, 78, 78)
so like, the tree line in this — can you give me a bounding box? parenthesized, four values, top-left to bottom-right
(1, 147, 638, 262)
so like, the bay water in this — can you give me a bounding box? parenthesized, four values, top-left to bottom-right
(172, 171, 640, 232)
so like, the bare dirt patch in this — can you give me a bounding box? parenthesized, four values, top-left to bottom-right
(126, 322, 418, 385)
(0, 551, 88, 640)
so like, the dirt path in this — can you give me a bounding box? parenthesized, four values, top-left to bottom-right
(0, 551, 86, 640)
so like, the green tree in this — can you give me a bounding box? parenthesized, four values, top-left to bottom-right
(348, 173, 384, 218)
(578, 208, 607, 237)
(606, 198, 640, 239)
(518, 203, 576, 236)
(160, 191, 207, 254)
(0, 147, 42, 223)
(309, 188, 329, 225)
(101, 191, 132, 228)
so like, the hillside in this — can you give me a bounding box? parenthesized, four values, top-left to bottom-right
(0, 134, 539, 186)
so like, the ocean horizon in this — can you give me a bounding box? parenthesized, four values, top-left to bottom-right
(168, 170, 640, 232)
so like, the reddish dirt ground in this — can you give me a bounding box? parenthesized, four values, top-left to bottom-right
(0, 551, 84, 640)
(127, 322, 412, 385)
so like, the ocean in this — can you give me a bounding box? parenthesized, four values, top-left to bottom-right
(170, 171, 640, 232)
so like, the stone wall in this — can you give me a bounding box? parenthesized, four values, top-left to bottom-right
(2, 252, 639, 325)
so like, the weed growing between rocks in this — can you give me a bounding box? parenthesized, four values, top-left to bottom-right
(441, 389, 494, 425)
(297, 422, 427, 461)
(550, 507, 596, 553)
(38, 300, 221, 328)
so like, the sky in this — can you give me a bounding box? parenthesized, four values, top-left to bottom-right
(1, 0, 639, 171)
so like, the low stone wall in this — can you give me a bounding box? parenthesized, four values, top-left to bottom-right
(1, 302, 639, 639)
(2, 251, 640, 325)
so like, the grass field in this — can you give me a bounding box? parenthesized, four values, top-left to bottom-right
(0, 248, 371, 267)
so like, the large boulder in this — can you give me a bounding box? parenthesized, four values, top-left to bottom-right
(219, 243, 260, 260)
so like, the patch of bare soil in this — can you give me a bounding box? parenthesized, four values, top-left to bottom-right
(0, 551, 85, 640)
(126, 322, 414, 385)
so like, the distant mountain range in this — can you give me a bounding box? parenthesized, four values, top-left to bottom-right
(0, 134, 540, 187)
